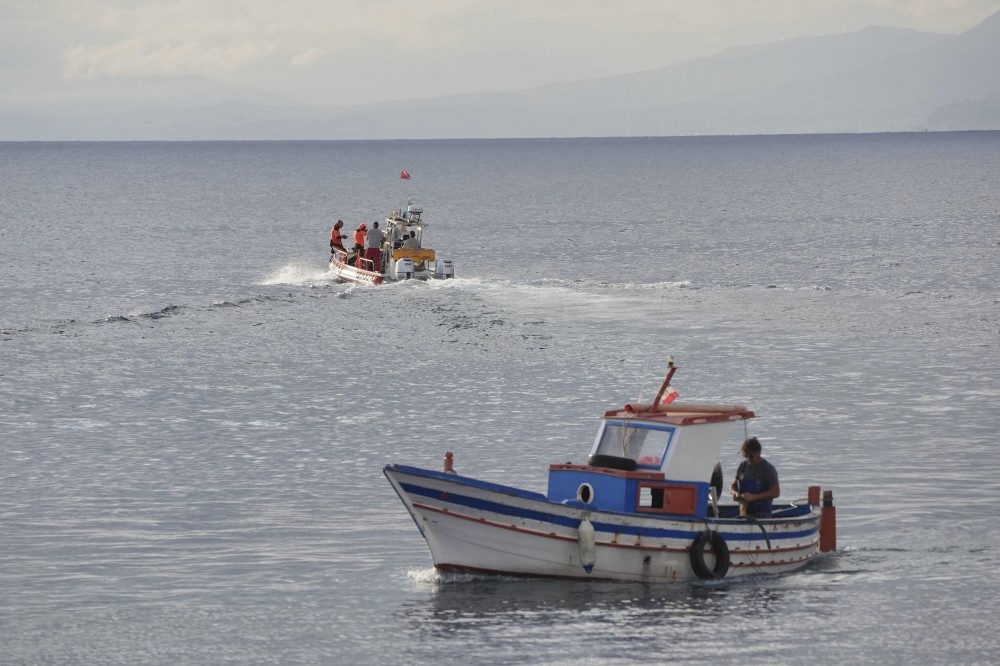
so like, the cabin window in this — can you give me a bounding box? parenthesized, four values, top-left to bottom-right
(593, 421, 675, 468)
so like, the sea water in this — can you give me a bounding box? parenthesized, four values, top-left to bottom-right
(1, 133, 999, 664)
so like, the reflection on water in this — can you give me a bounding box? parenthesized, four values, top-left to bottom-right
(394, 573, 830, 665)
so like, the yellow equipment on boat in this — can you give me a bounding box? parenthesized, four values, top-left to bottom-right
(392, 248, 436, 263)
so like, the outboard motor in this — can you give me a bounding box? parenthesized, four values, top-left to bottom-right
(394, 257, 415, 280)
(435, 257, 454, 279)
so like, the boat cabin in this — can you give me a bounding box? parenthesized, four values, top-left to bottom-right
(404, 204, 422, 223)
(547, 402, 755, 518)
(388, 204, 427, 249)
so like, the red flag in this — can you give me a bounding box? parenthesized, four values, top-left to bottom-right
(660, 385, 679, 405)
(400, 170, 411, 180)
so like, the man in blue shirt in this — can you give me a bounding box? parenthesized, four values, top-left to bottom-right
(729, 436, 780, 517)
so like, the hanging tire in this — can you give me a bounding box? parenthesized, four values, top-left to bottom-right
(586, 454, 637, 471)
(689, 530, 730, 579)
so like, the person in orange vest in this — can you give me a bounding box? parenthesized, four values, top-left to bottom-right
(353, 223, 367, 249)
(349, 223, 366, 267)
(330, 220, 346, 254)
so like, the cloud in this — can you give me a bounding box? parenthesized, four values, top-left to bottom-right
(64, 39, 276, 79)
(290, 47, 328, 67)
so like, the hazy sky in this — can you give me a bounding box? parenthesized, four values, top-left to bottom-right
(3, 0, 999, 108)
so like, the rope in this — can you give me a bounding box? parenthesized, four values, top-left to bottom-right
(742, 515, 772, 550)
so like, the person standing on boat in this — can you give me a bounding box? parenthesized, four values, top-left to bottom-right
(730, 436, 780, 518)
(403, 232, 419, 249)
(349, 223, 367, 266)
(330, 220, 346, 254)
(365, 221, 385, 273)
(353, 223, 367, 250)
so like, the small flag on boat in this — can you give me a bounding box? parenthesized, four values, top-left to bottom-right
(400, 170, 411, 180)
(661, 386, 679, 404)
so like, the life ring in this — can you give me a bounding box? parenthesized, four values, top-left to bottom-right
(689, 530, 730, 579)
(586, 454, 637, 471)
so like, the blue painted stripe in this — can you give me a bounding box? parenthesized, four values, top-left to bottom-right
(389, 464, 548, 500)
(399, 481, 582, 530)
(396, 477, 817, 543)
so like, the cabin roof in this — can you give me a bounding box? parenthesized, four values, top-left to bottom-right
(601, 402, 755, 426)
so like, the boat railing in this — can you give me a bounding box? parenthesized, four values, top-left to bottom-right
(357, 255, 377, 272)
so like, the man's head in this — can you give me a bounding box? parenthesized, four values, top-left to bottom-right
(740, 436, 762, 462)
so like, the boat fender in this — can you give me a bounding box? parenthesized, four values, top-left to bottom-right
(689, 530, 730, 579)
(586, 454, 637, 471)
(578, 518, 596, 574)
(711, 462, 723, 499)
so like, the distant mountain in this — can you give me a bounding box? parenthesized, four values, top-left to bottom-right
(3, 75, 293, 115)
(2, 11, 999, 140)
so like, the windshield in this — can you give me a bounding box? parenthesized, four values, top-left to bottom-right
(593, 420, 675, 468)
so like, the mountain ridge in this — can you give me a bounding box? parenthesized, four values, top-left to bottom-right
(3, 11, 998, 140)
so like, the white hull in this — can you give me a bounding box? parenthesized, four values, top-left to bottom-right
(385, 464, 821, 582)
(328, 252, 454, 285)
(328, 254, 384, 285)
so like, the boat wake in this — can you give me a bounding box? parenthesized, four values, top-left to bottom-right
(258, 261, 336, 286)
(405, 568, 532, 586)
(2, 295, 299, 340)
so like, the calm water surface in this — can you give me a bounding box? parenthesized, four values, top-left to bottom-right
(1, 134, 999, 664)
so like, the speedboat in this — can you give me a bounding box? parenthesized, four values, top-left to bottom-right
(329, 204, 454, 285)
(384, 359, 836, 582)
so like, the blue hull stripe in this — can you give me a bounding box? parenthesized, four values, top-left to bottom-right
(395, 477, 818, 543)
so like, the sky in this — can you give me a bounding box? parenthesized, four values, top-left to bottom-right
(3, 0, 1000, 109)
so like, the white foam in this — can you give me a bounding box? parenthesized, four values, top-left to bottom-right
(258, 261, 336, 286)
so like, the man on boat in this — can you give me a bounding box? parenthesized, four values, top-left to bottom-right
(403, 232, 419, 249)
(730, 436, 780, 518)
(330, 220, 346, 254)
(345, 222, 367, 266)
(389, 221, 405, 248)
(353, 223, 367, 251)
(365, 221, 385, 273)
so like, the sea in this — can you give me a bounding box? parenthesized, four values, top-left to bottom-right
(1, 133, 998, 665)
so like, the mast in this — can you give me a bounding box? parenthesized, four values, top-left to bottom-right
(651, 356, 678, 407)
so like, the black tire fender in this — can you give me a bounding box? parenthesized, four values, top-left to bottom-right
(586, 454, 637, 471)
(689, 530, 730, 579)
(711, 462, 723, 498)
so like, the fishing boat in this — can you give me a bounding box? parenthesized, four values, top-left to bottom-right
(384, 359, 836, 582)
(329, 204, 454, 285)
